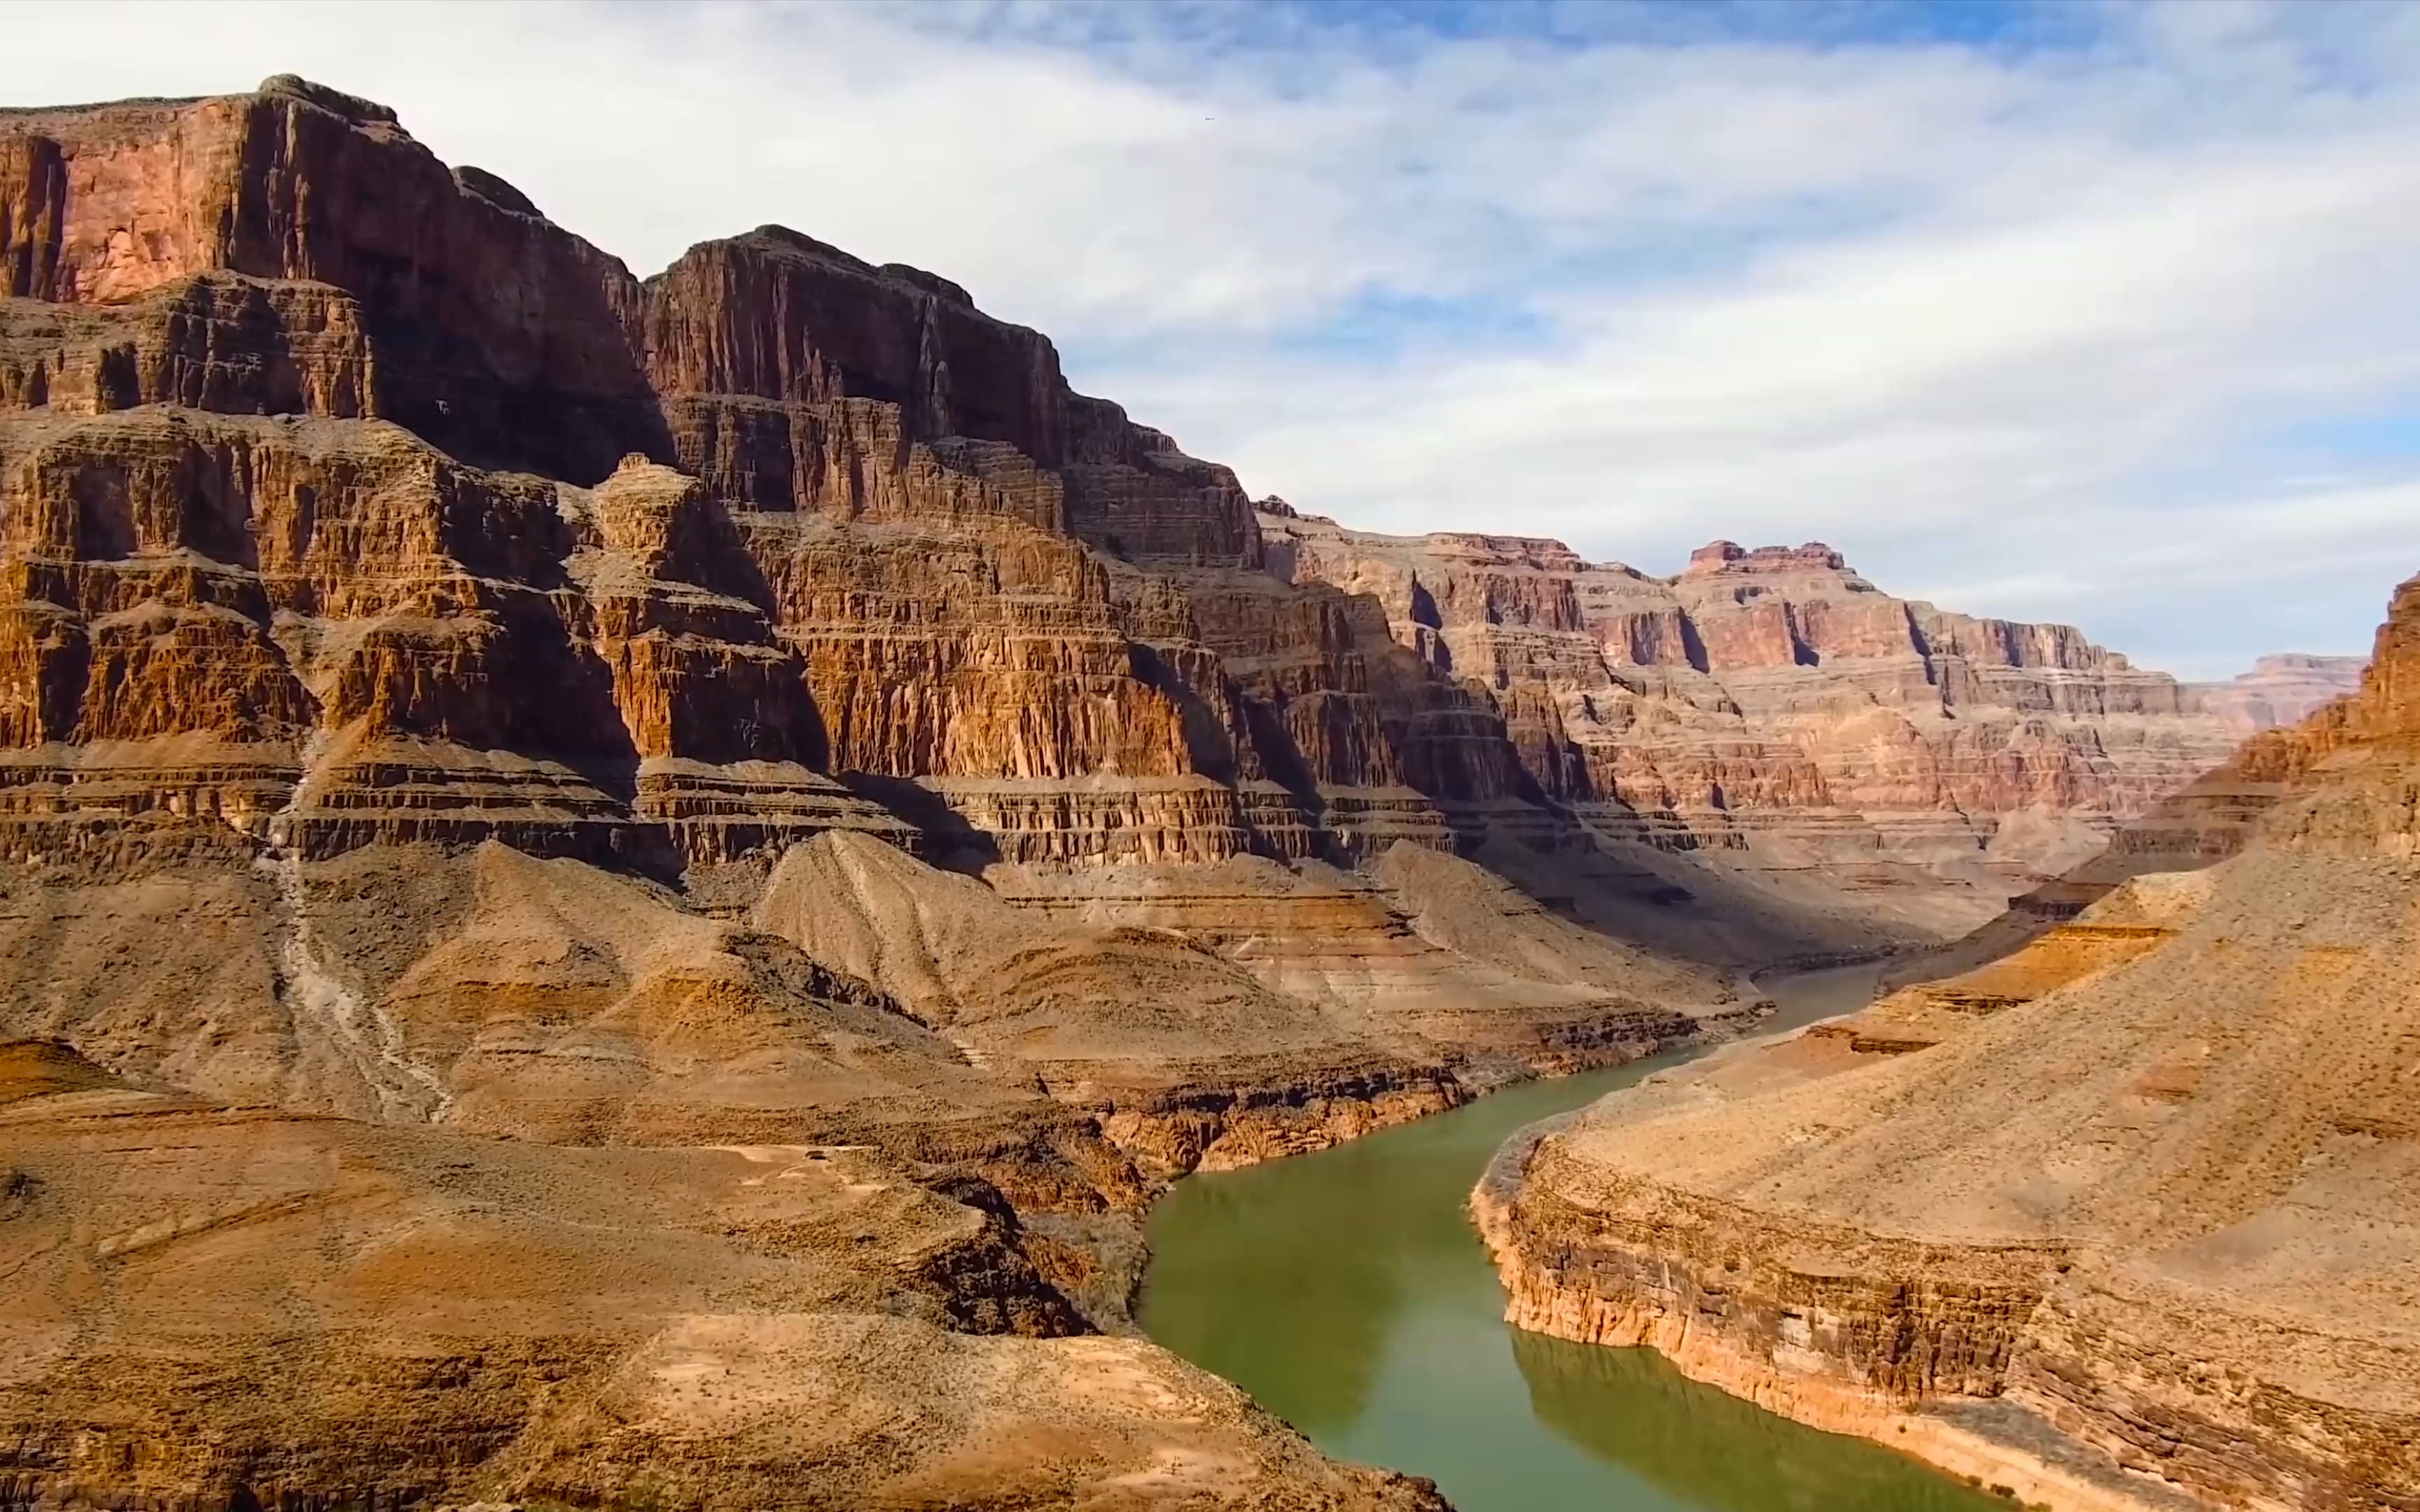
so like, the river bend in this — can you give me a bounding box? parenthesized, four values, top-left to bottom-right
(1139, 962, 2005, 1512)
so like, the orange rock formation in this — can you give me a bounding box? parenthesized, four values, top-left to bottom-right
(1480, 572, 2420, 1512)
(0, 71, 2331, 1512)
(1265, 515, 2241, 881)
(2, 76, 2232, 913)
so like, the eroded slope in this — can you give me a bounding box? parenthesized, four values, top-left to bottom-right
(0, 1042, 1442, 1512)
(1481, 575, 2420, 1512)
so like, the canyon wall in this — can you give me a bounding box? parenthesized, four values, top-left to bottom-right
(0, 76, 1826, 1512)
(1481, 573, 2420, 1512)
(1265, 514, 2241, 884)
(0, 80, 1911, 1158)
(1, 76, 2236, 925)
(0, 77, 1530, 887)
(0, 73, 2342, 1511)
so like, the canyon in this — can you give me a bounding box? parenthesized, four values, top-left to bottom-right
(1480, 573, 2420, 1511)
(0, 72, 2395, 1512)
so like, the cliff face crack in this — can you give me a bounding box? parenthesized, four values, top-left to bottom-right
(257, 732, 452, 1124)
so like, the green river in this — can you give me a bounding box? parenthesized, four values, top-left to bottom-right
(1139, 962, 2006, 1512)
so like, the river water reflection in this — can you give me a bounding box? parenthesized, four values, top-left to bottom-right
(1139, 963, 2005, 1511)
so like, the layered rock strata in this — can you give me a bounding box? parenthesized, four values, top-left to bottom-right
(0, 839, 1143, 1207)
(1480, 573, 2420, 1512)
(1, 78, 665, 480)
(1882, 678, 2374, 992)
(1824, 869, 2209, 1054)
(749, 832, 1760, 1178)
(2, 74, 2204, 937)
(0, 71, 2303, 1511)
(2186, 651, 2367, 734)
(752, 830, 1461, 1180)
(1, 78, 1490, 883)
(0, 1042, 1444, 1512)
(1265, 515, 2241, 895)
(988, 845, 1760, 1071)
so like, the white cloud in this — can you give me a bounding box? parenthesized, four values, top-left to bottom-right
(8, 0, 2416, 676)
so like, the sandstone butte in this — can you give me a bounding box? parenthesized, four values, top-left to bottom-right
(1480, 572, 2420, 1512)
(0, 74, 2383, 1512)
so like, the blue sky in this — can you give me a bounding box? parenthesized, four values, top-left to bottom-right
(13, 0, 2418, 678)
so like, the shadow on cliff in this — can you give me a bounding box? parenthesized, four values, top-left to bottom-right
(835, 775, 1002, 875)
(1129, 643, 1248, 788)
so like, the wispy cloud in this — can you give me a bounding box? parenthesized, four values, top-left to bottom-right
(8, 0, 2414, 679)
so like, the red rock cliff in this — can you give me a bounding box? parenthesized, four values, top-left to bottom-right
(0, 75, 2242, 902)
(1265, 511, 2240, 878)
(1, 76, 665, 482)
(0, 77, 1533, 880)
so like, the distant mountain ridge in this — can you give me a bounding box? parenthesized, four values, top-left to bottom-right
(2185, 650, 2368, 732)
(1267, 513, 2241, 883)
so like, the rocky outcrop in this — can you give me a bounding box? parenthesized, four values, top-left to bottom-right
(1886, 633, 2393, 993)
(746, 832, 1762, 1179)
(642, 226, 1264, 566)
(1481, 572, 2420, 1512)
(0, 270, 373, 415)
(0, 80, 1468, 879)
(0, 840, 1141, 1207)
(1830, 870, 2209, 1054)
(1, 77, 665, 479)
(0, 1042, 1445, 1512)
(2, 73, 2183, 953)
(0, 409, 926, 875)
(751, 830, 1458, 1179)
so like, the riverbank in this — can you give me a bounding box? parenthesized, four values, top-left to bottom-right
(1139, 959, 2011, 1512)
(1469, 968, 2215, 1512)
(1471, 1135, 2189, 1512)
(1140, 953, 1883, 1181)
